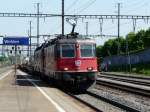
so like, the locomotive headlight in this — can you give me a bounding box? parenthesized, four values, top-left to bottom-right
(75, 60, 81, 67)
(87, 67, 93, 71)
(64, 68, 68, 71)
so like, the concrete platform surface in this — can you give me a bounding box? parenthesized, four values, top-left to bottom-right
(0, 69, 94, 112)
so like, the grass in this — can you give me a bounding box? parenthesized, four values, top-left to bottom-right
(132, 63, 150, 76)
(108, 63, 150, 76)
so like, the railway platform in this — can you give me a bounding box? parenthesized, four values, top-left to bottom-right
(0, 67, 94, 112)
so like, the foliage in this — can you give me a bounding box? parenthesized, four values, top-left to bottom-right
(107, 63, 150, 76)
(96, 37, 125, 57)
(143, 28, 150, 48)
(0, 56, 8, 61)
(96, 28, 150, 58)
(0, 56, 12, 67)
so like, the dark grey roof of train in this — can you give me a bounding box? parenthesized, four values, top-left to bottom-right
(35, 33, 93, 51)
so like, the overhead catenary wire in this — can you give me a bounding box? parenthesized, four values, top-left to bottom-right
(74, 0, 97, 14)
(123, 0, 147, 8)
(92, 21, 133, 37)
(123, 0, 149, 14)
(50, 0, 79, 34)
(0, 1, 149, 45)
(49, 0, 79, 36)
(51, 0, 148, 35)
(65, 0, 97, 38)
(51, 0, 97, 35)
(69, 0, 92, 14)
(65, 0, 79, 13)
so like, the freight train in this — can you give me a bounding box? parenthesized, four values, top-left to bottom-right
(21, 31, 98, 91)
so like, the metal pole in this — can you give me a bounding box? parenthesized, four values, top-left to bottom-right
(133, 19, 136, 33)
(86, 22, 88, 36)
(14, 45, 17, 82)
(126, 36, 131, 73)
(117, 3, 120, 55)
(37, 3, 40, 47)
(27, 30, 29, 56)
(30, 21, 32, 56)
(62, 0, 64, 36)
(2, 45, 4, 56)
(99, 19, 103, 37)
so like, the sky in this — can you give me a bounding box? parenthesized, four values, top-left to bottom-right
(0, 0, 150, 45)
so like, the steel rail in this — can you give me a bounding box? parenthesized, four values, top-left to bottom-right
(96, 79, 150, 97)
(66, 90, 140, 112)
(99, 75, 150, 86)
(86, 91, 140, 112)
(100, 72, 150, 80)
(66, 92, 102, 112)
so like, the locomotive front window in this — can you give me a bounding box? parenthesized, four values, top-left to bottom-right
(61, 44, 75, 58)
(80, 44, 95, 57)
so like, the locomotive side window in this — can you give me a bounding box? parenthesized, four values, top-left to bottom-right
(61, 44, 75, 58)
(80, 44, 96, 57)
(55, 45, 60, 58)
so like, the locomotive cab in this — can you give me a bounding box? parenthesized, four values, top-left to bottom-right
(56, 37, 97, 90)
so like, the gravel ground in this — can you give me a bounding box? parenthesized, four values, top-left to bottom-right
(75, 94, 126, 112)
(92, 84, 150, 112)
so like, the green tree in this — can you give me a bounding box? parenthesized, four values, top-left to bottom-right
(96, 45, 103, 65)
(103, 39, 114, 56)
(144, 28, 150, 48)
(96, 28, 150, 58)
(126, 32, 136, 52)
(133, 30, 145, 50)
(114, 37, 126, 54)
(96, 45, 102, 57)
(110, 38, 118, 55)
(120, 37, 126, 53)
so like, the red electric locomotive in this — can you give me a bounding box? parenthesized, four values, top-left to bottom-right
(33, 32, 97, 91)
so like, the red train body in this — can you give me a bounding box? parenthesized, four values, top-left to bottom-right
(32, 34, 98, 90)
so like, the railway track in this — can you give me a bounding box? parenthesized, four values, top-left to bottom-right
(99, 74, 150, 86)
(67, 91, 126, 112)
(66, 90, 141, 112)
(100, 72, 150, 80)
(86, 91, 140, 112)
(96, 76, 150, 97)
(89, 86, 150, 112)
(95, 73, 150, 111)
(66, 92, 103, 112)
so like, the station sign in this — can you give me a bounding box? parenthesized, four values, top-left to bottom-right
(3, 37, 29, 45)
